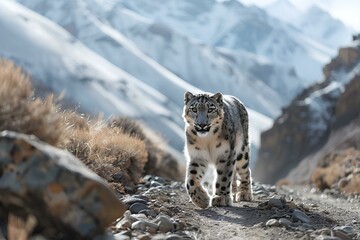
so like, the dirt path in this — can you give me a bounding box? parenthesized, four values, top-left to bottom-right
(142, 181, 360, 240)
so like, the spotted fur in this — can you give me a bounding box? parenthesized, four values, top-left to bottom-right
(183, 92, 253, 208)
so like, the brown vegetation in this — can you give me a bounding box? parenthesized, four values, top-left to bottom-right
(0, 60, 65, 146)
(0, 59, 181, 194)
(62, 113, 148, 192)
(310, 148, 360, 195)
(109, 118, 183, 180)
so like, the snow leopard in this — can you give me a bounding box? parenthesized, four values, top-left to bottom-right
(183, 91, 253, 208)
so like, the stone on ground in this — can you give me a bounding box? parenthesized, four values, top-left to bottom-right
(0, 131, 126, 239)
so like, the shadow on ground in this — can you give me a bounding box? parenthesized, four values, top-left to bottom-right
(195, 200, 336, 229)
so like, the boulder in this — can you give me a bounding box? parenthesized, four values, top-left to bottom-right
(0, 131, 126, 239)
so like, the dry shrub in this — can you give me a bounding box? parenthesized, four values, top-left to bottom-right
(341, 174, 360, 195)
(61, 113, 148, 192)
(310, 148, 360, 195)
(109, 117, 182, 180)
(0, 60, 65, 146)
(0, 59, 181, 193)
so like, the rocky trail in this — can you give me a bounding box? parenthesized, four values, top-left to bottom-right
(114, 175, 360, 240)
(0, 131, 358, 240)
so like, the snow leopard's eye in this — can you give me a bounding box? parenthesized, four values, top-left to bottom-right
(190, 106, 197, 113)
(208, 104, 216, 113)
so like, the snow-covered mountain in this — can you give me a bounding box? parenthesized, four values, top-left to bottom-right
(13, 0, 289, 118)
(3, 0, 353, 166)
(266, 0, 302, 24)
(0, 0, 272, 165)
(0, 0, 188, 154)
(266, 0, 353, 49)
(15, 0, 345, 112)
(119, 0, 334, 83)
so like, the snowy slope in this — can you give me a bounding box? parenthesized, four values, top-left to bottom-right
(296, 6, 353, 49)
(15, 0, 291, 118)
(266, 0, 302, 24)
(120, 0, 334, 83)
(0, 0, 273, 165)
(14, 0, 346, 113)
(0, 0, 188, 152)
(266, 0, 353, 49)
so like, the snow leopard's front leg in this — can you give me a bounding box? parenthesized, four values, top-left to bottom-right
(211, 156, 235, 207)
(234, 145, 253, 202)
(185, 159, 210, 209)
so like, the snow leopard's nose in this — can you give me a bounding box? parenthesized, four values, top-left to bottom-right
(198, 124, 207, 129)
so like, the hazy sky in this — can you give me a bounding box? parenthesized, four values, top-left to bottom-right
(240, 0, 360, 31)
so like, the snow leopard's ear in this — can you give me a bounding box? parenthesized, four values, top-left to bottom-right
(184, 91, 195, 105)
(211, 92, 223, 106)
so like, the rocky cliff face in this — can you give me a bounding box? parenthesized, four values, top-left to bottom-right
(254, 44, 360, 184)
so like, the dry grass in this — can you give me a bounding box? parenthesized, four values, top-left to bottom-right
(310, 148, 360, 195)
(0, 59, 181, 194)
(0, 59, 184, 238)
(109, 117, 182, 180)
(62, 113, 148, 192)
(0, 60, 65, 146)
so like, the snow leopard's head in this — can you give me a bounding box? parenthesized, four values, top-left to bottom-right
(183, 92, 224, 137)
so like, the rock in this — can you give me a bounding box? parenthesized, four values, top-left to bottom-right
(117, 220, 131, 230)
(133, 195, 150, 202)
(155, 215, 174, 233)
(122, 195, 148, 206)
(170, 182, 182, 189)
(0, 131, 126, 239)
(150, 181, 163, 188)
(257, 202, 268, 210)
(278, 218, 295, 229)
(151, 235, 168, 240)
(268, 197, 284, 209)
(333, 226, 354, 236)
(253, 222, 266, 228)
(314, 236, 341, 240)
(286, 202, 298, 209)
(113, 234, 131, 240)
(266, 219, 280, 227)
(300, 223, 314, 230)
(137, 234, 151, 240)
(113, 209, 134, 229)
(117, 230, 132, 237)
(129, 203, 148, 214)
(146, 225, 158, 234)
(292, 209, 310, 223)
(313, 228, 331, 236)
(333, 230, 352, 240)
(153, 176, 167, 184)
(139, 209, 158, 218)
(131, 221, 146, 231)
(130, 213, 148, 221)
(164, 233, 184, 240)
(159, 206, 170, 213)
(174, 221, 185, 231)
(144, 221, 159, 230)
(131, 220, 158, 232)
